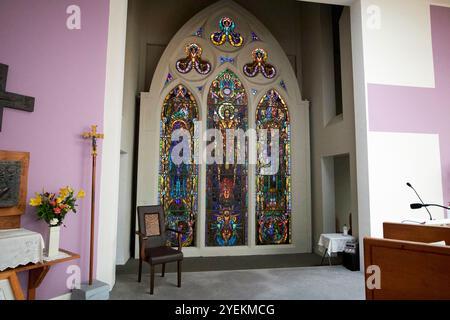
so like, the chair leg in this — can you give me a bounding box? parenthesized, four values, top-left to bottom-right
(138, 258, 143, 283)
(177, 261, 182, 288)
(161, 264, 166, 277)
(150, 265, 155, 295)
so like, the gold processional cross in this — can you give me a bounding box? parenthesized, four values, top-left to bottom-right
(82, 125, 104, 285)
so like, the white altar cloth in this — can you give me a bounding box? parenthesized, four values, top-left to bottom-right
(318, 233, 355, 256)
(0, 228, 45, 271)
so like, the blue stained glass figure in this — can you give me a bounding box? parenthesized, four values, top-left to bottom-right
(159, 85, 199, 247)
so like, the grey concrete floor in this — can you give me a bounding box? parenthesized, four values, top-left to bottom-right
(112, 257, 364, 300)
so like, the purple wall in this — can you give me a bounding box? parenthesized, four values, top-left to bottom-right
(368, 6, 450, 207)
(0, 0, 110, 299)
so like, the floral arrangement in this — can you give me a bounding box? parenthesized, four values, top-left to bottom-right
(29, 186, 85, 227)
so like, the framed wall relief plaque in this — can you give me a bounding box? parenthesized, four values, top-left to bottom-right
(0, 160, 21, 208)
(0, 151, 30, 229)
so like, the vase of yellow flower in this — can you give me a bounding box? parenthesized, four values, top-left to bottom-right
(29, 186, 85, 257)
(47, 225, 61, 258)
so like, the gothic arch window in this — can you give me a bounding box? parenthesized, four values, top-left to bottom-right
(159, 84, 199, 247)
(256, 89, 291, 245)
(139, 1, 310, 256)
(206, 69, 248, 246)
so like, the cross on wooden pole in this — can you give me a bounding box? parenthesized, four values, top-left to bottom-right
(82, 125, 104, 286)
(0, 64, 35, 132)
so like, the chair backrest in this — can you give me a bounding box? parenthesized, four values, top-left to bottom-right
(137, 205, 166, 248)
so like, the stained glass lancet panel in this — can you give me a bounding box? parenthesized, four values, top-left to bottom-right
(159, 85, 199, 247)
(206, 69, 248, 246)
(256, 89, 291, 245)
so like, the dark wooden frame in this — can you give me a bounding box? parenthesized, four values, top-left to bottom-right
(0, 150, 30, 229)
(136, 205, 184, 295)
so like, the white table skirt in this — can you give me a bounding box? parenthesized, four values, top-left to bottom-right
(0, 228, 45, 271)
(318, 233, 355, 256)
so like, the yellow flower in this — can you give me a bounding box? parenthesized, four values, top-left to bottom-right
(76, 189, 86, 199)
(29, 193, 42, 207)
(59, 187, 70, 198)
(56, 197, 64, 204)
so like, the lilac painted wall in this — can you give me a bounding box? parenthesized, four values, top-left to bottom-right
(0, 0, 110, 299)
(368, 6, 450, 207)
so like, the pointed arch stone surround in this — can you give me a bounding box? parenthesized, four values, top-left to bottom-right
(137, 0, 311, 257)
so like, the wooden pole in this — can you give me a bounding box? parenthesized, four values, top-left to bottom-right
(89, 154, 96, 286)
(82, 125, 104, 286)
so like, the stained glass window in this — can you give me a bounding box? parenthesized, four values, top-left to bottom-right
(243, 48, 277, 79)
(256, 89, 291, 245)
(176, 43, 211, 75)
(159, 85, 199, 247)
(206, 69, 248, 246)
(211, 17, 244, 47)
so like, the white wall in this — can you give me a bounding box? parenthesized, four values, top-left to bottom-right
(360, 0, 450, 89)
(115, 0, 143, 266)
(300, 4, 359, 252)
(362, 0, 436, 88)
(298, 0, 449, 267)
(368, 132, 444, 237)
(116, 153, 130, 264)
(360, 0, 449, 236)
(97, 0, 128, 287)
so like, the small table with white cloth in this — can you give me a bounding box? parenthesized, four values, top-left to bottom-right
(0, 228, 45, 271)
(318, 233, 355, 266)
(0, 228, 79, 300)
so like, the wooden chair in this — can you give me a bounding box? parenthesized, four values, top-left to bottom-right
(136, 205, 184, 295)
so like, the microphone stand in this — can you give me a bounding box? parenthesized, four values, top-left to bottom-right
(421, 204, 450, 210)
(407, 183, 433, 220)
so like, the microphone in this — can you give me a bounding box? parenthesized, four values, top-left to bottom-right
(410, 203, 450, 210)
(410, 203, 423, 209)
(406, 182, 433, 220)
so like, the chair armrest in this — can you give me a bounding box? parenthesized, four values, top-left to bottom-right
(135, 231, 149, 240)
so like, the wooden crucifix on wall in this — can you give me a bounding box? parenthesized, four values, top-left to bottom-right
(0, 63, 35, 132)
